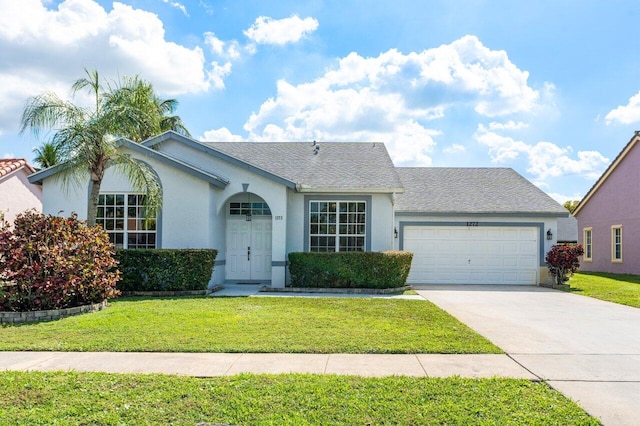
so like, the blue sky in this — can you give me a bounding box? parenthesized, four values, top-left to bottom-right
(2, 0, 640, 203)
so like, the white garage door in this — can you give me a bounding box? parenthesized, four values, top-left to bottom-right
(404, 226, 539, 285)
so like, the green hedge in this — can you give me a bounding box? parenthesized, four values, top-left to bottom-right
(288, 251, 413, 289)
(115, 249, 217, 292)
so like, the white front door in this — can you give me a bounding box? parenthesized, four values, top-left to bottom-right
(226, 217, 272, 281)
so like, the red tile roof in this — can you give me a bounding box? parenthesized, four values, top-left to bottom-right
(0, 159, 36, 178)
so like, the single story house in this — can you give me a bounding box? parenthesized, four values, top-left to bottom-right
(0, 158, 42, 224)
(29, 131, 568, 287)
(573, 131, 640, 274)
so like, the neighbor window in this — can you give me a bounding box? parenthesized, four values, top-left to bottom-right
(309, 201, 366, 252)
(611, 226, 622, 262)
(97, 194, 157, 249)
(583, 228, 592, 261)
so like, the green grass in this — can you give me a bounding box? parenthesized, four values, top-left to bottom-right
(567, 272, 640, 308)
(0, 371, 598, 425)
(0, 297, 500, 353)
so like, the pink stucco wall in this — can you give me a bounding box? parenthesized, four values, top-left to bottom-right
(0, 168, 42, 224)
(576, 138, 640, 274)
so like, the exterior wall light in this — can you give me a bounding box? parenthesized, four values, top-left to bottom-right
(547, 229, 553, 240)
(394, 227, 398, 239)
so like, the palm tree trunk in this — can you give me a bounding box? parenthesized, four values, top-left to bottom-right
(87, 180, 101, 227)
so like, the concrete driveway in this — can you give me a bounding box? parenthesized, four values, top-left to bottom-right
(415, 285, 640, 426)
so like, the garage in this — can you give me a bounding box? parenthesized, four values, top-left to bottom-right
(403, 225, 539, 285)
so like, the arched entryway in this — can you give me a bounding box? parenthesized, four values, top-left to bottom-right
(225, 193, 272, 282)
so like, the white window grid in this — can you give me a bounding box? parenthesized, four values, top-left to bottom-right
(309, 201, 366, 252)
(97, 193, 156, 249)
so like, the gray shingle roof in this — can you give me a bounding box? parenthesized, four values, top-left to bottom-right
(395, 167, 568, 215)
(203, 141, 404, 192)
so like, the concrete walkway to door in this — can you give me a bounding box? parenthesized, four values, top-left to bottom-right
(415, 285, 640, 426)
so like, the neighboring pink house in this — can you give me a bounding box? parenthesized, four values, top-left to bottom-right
(574, 131, 640, 274)
(0, 159, 42, 224)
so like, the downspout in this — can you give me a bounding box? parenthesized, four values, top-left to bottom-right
(392, 192, 396, 250)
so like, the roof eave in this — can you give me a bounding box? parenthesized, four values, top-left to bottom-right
(118, 139, 229, 188)
(27, 163, 65, 185)
(0, 165, 36, 182)
(29, 138, 230, 189)
(143, 132, 298, 190)
(295, 186, 405, 194)
(395, 210, 569, 218)
(573, 130, 640, 217)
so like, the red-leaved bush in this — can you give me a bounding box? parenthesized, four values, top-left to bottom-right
(545, 244, 585, 286)
(0, 211, 120, 311)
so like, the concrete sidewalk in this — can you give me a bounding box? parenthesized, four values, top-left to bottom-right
(0, 351, 538, 379)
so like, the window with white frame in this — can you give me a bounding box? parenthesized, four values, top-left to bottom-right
(583, 228, 592, 261)
(611, 225, 622, 262)
(309, 201, 366, 252)
(229, 202, 271, 216)
(97, 194, 157, 249)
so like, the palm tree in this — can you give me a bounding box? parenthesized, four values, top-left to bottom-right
(20, 69, 189, 226)
(103, 75, 191, 142)
(32, 141, 61, 169)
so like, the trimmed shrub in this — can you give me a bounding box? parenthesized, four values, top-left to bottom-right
(545, 244, 585, 286)
(115, 249, 217, 292)
(0, 211, 120, 311)
(288, 251, 413, 289)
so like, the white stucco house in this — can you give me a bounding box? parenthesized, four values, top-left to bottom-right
(29, 131, 568, 288)
(0, 158, 42, 224)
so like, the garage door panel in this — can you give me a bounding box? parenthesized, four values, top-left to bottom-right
(486, 257, 504, 267)
(451, 257, 468, 267)
(405, 225, 538, 285)
(519, 228, 537, 238)
(485, 229, 503, 239)
(502, 256, 519, 267)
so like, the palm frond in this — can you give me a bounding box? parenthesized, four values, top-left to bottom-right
(20, 92, 84, 138)
(71, 68, 102, 113)
(110, 153, 163, 221)
(32, 141, 62, 169)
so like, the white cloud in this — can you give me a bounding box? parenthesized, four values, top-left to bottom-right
(443, 144, 466, 154)
(3, 153, 15, 159)
(207, 62, 232, 90)
(204, 32, 241, 60)
(474, 125, 530, 162)
(161, 0, 188, 16)
(414, 36, 540, 116)
(199, 1, 214, 15)
(241, 36, 540, 166)
(488, 120, 529, 130)
(0, 0, 214, 134)
(475, 125, 610, 180)
(545, 191, 584, 205)
(244, 14, 318, 45)
(605, 90, 640, 125)
(201, 127, 244, 142)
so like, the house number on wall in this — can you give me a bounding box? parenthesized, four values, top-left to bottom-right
(466, 222, 479, 227)
(275, 215, 283, 220)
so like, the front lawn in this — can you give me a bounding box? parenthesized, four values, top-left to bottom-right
(0, 297, 500, 353)
(0, 371, 598, 425)
(567, 272, 640, 308)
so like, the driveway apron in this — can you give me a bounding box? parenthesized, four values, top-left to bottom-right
(415, 285, 640, 426)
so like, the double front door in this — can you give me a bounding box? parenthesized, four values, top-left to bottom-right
(226, 217, 272, 281)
